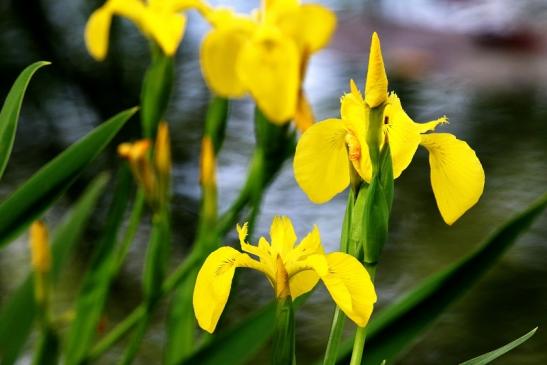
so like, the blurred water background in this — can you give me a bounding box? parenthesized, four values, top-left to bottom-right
(0, 0, 546, 364)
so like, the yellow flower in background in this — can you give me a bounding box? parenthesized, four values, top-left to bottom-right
(293, 32, 485, 225)
(193, 216, 376, 333)
(200, 0, 336, 128)
(85, 0, 204, 60)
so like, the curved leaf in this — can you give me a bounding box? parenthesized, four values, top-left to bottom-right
(0, 107, 137, 249)
(0, 61, 50, 180)
(335, 193, 547, 364)
(459, 327, 538, 365)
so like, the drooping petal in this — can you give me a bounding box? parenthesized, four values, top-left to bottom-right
(320, 253, 377, 327)
(200, 23, 252, 97)
(237, 26, 300, 123)
(85, 5, 114, 61)
(193, 247, 262, 333)
(420, 133, 485, 225)
(293, 118, 350, 203)
(270, 216, 297, 258)
(364, 32, 388, 108)
(382, 93, 421, 179)
(275, 4, 336, 53)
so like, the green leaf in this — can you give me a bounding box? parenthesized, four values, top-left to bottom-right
(204, 96, 229, 153)
(0, 61, 49, 180)
(141, 44, 174, 138)
(31, 326, 60, 365)
(335, 193, 547, 364)
(0, 174, 109, 364)
(165, 271, 198, 365)
(64, 167, 132, 365)
(0, 107, 137, 249)
(459, 327, 538, 365)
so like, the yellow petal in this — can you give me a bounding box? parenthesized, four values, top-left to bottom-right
(193, 247, 240, 333)
(293, 119, 350, 203)
(294, 91, 315, 132)
(320, 253, 377, 327)
(270, 216, 297, 257)
(364, 32, 388, 108)
(382, 93, 421, 179)
(200, 25, 250, 97)
(340, 80, 374, 182)
(193, 247, 263, 333)
(420, 133, 485, 225)
(237, 26, 300, 123)
(85, 5, 114, 61)
(275, 4, 336, 53)
(144, 11, 186, 56)
(341, 80, 366, 124)
(289, 270, 319, 298)
(416, 115, 448, 134)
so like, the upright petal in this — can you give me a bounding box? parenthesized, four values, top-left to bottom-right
(193, 247, 261, 333)
(270, 216, 297, 257)
(275, 4, 336, 53)
(320, 253, 377, 327)
(364, 32, 388, 108)
(383, 93, 421, 179)
(293, 119, 350, 203)
(420, 133, 485, 225)
(85, 5, 114, 61)
(294, 91, 315, 132)
(144, 12, 187, 56)
(237, 26, 300, 123)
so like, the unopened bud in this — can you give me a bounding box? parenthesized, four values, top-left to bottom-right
(364, 32, 388, 108)
(154, 122, 171, 179)
(29, 221, 51, 273)
(199, 136, 216, 187)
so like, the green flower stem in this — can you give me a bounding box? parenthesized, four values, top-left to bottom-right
(114, 189, 145, 273)
(323, 306, 347, 365)
(272, 296, 295, 365)
(87, 251, 201, 362)
(323, 190, 356, 365)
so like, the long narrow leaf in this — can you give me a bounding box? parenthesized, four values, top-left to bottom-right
(0, 61, 49, 180)
(459, 327, 538, 365)
(0, 174, 109, 364)
(64, 167, 132, 365)
(0, 107, 137, 249)
(335, 193, 547, 364)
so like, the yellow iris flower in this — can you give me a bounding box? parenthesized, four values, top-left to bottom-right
(193, 216, 376, 333)
(199, 0, 336, 127)
(293, 33, 485, 225)
(85, 0, 203, 60)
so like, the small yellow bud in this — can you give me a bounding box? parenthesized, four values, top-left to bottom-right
(117, 140, 151, 162)
(364, 32, 388, 108)
(199, 136, 216, 187)
(118, 140, 157, 203)
(275, 255, 290, 299)
(154, 122, 172, 178)
(29, 221, 51, 273)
